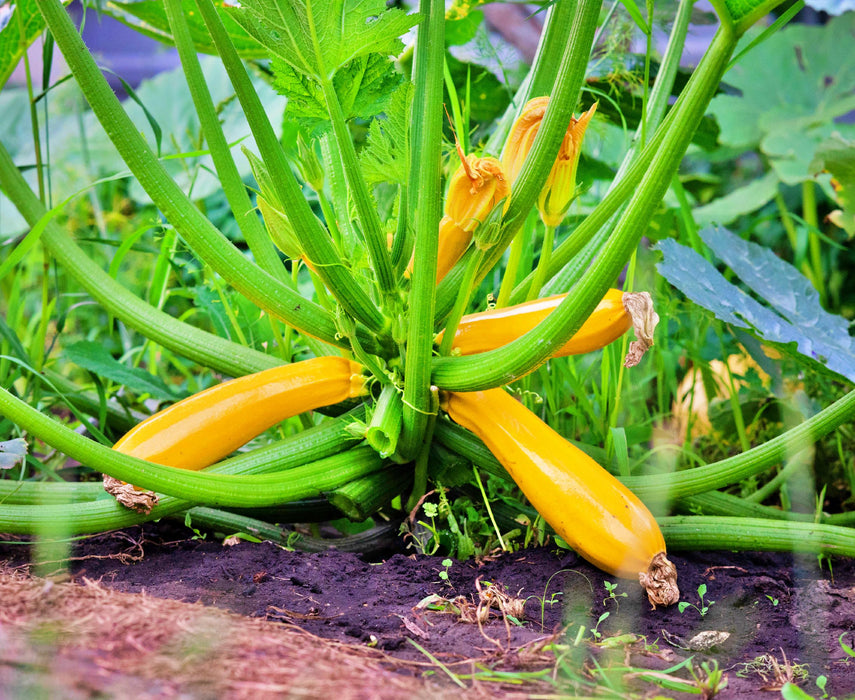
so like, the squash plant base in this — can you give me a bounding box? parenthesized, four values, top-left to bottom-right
(3, 524, 855, 696)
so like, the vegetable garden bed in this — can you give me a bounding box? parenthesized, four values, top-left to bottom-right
(3, 523, 855, 698)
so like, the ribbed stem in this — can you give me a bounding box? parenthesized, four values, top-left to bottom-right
(0, 141, 281, 376)
(0, 384, 382, 507)
(431, 27, 737, 390)
(327, 465, 412, 521)
(625, 389, 855, 500)
(320, 76, 396, 296)
(399, 0, 445, 460)
(192, 0, 387, 337)
(365, 384, 404, 458)
(434, 0, 602, 321)
(35, 0, 346, 347)
(661, 516, 855, 557)
(163, 0, 288, 284)
(507, 0, 693, 303)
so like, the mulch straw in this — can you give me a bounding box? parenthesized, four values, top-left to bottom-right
(0, 566, 534, 699)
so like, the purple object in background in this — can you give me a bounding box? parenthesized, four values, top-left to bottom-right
(68, 2, 180, 94)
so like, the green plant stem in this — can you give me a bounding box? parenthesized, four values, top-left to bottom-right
(660, 516, 855, 557)
(624, 388, 855, 500)
(163, 0, 286, 285)
(365, 384, 404, 458)
(431, 26, 737, 391)
(506, 0, 693, 303)
(192, 0, 387, 337)
(527, 224, 556, 300)
(495, 226, 526, 307)
(326, 466, 411, 521)
(439, 248, 485, 356)
(443, 0, 602, 306)
(677, 490, 815, 522)
(803, 179, 825, 303)
(0, 384, 384, 507)
(399, 0, 445, 461)
(0, 142, 282, 376)
(319, 76, 396, 297)
(744, 447, 812, 504)
(35, 0, 352, 349)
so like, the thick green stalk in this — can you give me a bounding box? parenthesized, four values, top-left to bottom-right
(319, 77, 396, 296)
(431, 26, 737, 390)
(0, 385, 383, 507)
(163, 0, 287, 284)
(678, 491, 815, 522)
(624, 389, 855, 500)
(399, 0, 445, 460)
(0, 142, 281, 376)
(327, 466, 412, 522)
(483, 0, 578, 156)
(434, 0, 602, 321)
(35, 0, 347, 347)
(193, 0, 386, 336)
(365, 384, 404, 458)
(660, 516, 855, 557)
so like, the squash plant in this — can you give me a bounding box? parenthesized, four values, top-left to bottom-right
(3, 0, 855, 604)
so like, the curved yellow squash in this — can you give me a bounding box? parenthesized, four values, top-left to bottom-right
(445, 288, 631, 357)
(442, 387, 678, 606)
(113, 357, 365, 470)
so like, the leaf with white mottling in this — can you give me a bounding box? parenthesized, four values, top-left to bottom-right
(0, 438, 27, 470)
(656, 226, 855, 382)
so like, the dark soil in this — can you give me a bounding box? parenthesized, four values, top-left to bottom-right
(3, 522, 855, 698)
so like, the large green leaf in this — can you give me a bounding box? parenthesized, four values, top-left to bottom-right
(0, 0, 72, 90)
(273, 52, 402, 132)
(710, 13, 855, 185)
(104, 0, 265, 57)
(359, 81, 413, 187)
(811, 134, 855, 238)
(656, 226, 855, 383)
(229, 0, 419, 82)
(708, 0, 789, 34)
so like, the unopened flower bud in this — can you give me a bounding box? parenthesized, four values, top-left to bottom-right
(503, 97, 597, 227)
(295, 133, 324, 192)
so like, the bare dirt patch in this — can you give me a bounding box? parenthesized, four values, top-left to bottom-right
(2, 522, 855, 698)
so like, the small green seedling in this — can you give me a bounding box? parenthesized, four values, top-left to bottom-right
(438, 558, 453, 582)
(678, 583, 715, 617)
(589, 611, 610, 640)
(766, 594, 779, 606)
(839, 632, 855, 658)
(602, 580, 628, 609)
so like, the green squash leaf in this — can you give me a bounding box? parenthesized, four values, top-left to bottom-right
(359, 81, 413, 187)
(105, 0, 265, 58)
(710, 13, 855, 185)
(811, 134, 855, 238)
(273, 52, 402, 132)
(0, 0, 72, 90)
(229, 0, 419, 81)
(656, 226, 855, 383)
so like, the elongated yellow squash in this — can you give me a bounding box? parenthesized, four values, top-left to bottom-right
(445, 288, 632, 357)
(113, 357, 365, 470)
(442, 387, 678, 606)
